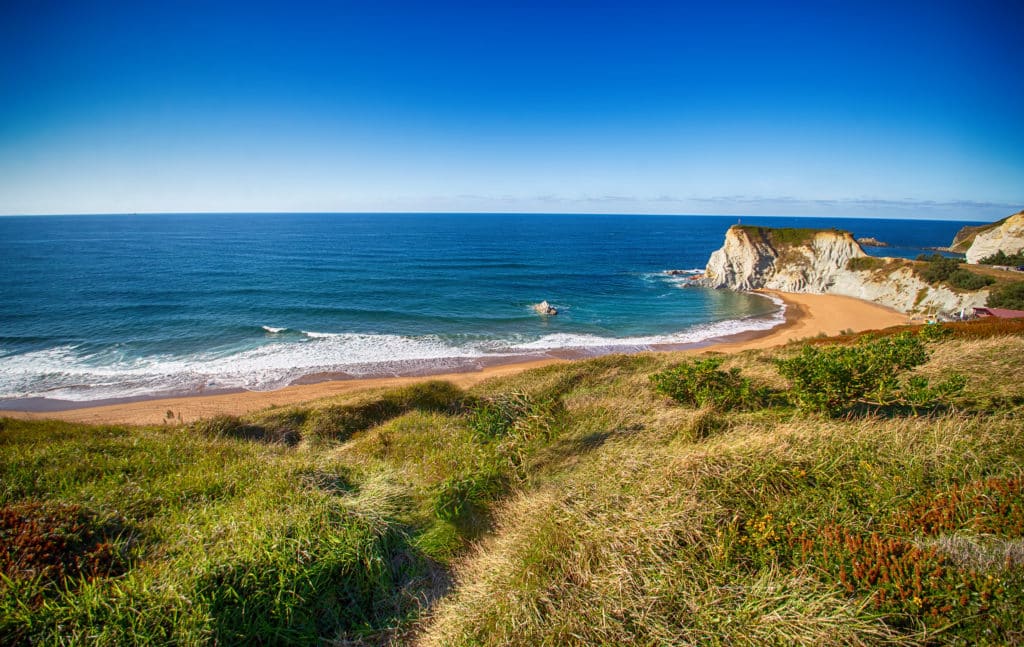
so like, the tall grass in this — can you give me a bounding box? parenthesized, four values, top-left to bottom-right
(2, 319, 1023, 644)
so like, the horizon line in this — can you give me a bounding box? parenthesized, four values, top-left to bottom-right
(0, 210, 1001, 223)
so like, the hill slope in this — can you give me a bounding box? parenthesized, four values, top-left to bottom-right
(3, 320, 1024, 645)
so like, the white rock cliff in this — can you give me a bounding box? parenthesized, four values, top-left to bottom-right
(700, 225, 987, 317)
(963, 212, 1024, 264)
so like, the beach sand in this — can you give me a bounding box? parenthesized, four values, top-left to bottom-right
(0, 291, 907, 426)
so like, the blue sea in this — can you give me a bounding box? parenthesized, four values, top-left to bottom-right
(0, 213, 978, 407)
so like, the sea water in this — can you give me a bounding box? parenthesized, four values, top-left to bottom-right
(0, 213, 977, 406)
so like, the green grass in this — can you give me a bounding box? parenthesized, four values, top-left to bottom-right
(847, 255, 885, 271)
(736, 225, 842, 247)
(3, 321, 1024, 644)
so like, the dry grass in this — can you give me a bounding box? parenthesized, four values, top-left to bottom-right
(420, 413, 1024, 645)
(4, 322, 1024, 645)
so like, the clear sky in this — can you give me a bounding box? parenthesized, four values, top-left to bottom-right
(1, 0, 1022, 219)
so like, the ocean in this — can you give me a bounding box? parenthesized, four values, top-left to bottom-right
(0, 213, 978, 408)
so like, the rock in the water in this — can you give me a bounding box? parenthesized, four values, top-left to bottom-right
(533, 300, 558, 315)
(856, 237, 889, 247)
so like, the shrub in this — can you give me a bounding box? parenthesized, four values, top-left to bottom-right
(978, 249, 1024, 266)
(846, 256, 882, 271)
(728, 477, 1024, 637)
(946, 269, 995, 291)
(651, 358, 773, 411)
(775, 331, 963, 416)
(0, 502, 128, 585)
(894, 477, 1024, 536)
(914, 256, 992, 291)
(915, 253, 961, 283)
(987, 281, 1024, 310)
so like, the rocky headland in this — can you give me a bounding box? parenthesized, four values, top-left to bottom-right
(698, 225, 987, 317)
(953, 210, 1024, 264)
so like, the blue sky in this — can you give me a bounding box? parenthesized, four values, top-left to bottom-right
(1, 1, 1022, 219)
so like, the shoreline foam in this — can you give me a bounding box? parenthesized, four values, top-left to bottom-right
(0, 295, 784, 407)
(0, 291, 908, 425)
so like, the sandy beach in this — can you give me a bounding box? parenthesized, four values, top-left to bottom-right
(0, 291, 907, 426)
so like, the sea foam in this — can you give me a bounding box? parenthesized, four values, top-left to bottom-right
(0, 298, 784, 403)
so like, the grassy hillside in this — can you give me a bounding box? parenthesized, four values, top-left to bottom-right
(3, 321, 1024, 645)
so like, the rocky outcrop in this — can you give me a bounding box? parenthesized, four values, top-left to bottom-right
(961, 211, 1024, 264)
(856, 237, 889, 247)
(700, 225, 988, 317)
(532, 300, 558, 316)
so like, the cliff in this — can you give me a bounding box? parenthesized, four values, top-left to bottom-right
(700, 225, 988, 316)
(957, 211, 1024, 263)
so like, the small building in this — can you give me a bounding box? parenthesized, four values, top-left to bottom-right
(973, 307, 1024, 319)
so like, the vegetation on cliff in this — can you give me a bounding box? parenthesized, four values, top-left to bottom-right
(915, 254, 995, 291)
(987, 281, 1024, 310)
(3, 320, 1024, 645)
(735, 225, 844, 248)
(950, 218, 1006, 253)
(978, 249, 1024, 266)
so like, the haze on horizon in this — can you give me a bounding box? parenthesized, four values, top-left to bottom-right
(1, 1, 1022, 221)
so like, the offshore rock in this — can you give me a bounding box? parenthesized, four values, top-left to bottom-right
(533, 300, 558, 316)
(856, 236, 889, 247)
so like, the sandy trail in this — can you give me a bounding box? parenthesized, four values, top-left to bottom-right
(0, 291, 908, 426)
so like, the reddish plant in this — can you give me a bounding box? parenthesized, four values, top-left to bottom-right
(0, 501, 127, 585)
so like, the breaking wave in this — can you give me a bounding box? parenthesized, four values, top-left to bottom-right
(0, 298, 784, 404)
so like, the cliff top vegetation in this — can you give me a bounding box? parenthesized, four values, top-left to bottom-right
(734, 225, 848, 248)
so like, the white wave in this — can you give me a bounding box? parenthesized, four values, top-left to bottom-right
(262, 326, 287, 333)
(0, 300, 784, 403)
(302, 331, 339, 339)
(503, 309, 783, 352)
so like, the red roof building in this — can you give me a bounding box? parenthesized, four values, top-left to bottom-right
(973, 307, 1024, 319)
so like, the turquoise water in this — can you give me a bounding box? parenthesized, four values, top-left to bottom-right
(0, 213, 977, 405)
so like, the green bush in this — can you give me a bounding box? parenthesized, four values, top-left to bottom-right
(946, 269, 995, 291)
(978, 249, 1024, 265)
(651, 358, 772, 411)
(916, 254, 961, 283)
(915, 254, 993, 291)
(846, 256, 882, 271)
(775, 331, 963, 416)
(988, 281, 1024, 310)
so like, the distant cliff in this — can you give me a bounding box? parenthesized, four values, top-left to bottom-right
(953, 211, 1024, 263)
(700, 225, 987, 317)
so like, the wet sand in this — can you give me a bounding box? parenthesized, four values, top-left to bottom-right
(0, 291, 907, 426)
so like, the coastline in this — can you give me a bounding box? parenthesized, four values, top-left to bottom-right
(0, 291, 907, 426)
